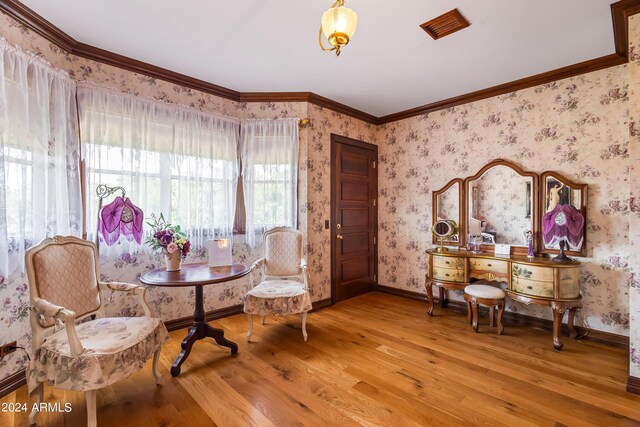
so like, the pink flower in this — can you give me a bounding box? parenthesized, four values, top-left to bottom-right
(167, 243, 178, 254)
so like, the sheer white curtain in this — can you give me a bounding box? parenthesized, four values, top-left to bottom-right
(78, 86, 239, 256)
(0, 39, 81, 277)
(240, 118, 298, 247)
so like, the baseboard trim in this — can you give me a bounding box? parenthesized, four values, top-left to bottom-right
(627, 375, 640, 394)
(311, 298, 333, 312)
(373, 285, 629, 349)
(0, 369, 26, 399)
(164, 304, 244, 332)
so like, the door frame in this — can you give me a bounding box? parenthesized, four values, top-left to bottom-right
(330, 133, 378, 304)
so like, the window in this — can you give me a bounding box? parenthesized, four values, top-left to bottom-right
(3, 147, 33, 241)
(240, 119, 299, 247)
(251, 163, 295, 228)
(78, 87, 239, 254)
(0, 40, 81, 277)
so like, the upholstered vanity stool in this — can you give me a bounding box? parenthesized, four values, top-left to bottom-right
(464, 283, 506, 334)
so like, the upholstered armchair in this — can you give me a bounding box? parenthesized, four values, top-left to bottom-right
(244, 227, 312, 341)
(25, 236, 168, 427)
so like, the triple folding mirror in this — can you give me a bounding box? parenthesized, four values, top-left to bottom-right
(432, 159, 587, 256)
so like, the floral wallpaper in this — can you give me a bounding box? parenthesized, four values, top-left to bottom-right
(377, 64, 631, 334)
(628, 14, 640, 378)
(473, 166, 533, 245)
(1, 7, 639, 385)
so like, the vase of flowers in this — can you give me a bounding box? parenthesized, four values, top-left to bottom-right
(145, 214, 191, 271)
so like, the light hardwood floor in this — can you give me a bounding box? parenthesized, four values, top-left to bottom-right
(2, 292, 639, 426)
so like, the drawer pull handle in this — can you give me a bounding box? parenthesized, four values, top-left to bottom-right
(527, 286, 533, 290)
(487, 263, 492, 267)
(445, 261, 450, 265)
(445, 274, 450, 277)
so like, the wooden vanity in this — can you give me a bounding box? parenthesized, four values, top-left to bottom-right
(426, 249, 582, 350)
(429, 159, 588, 351)
(426, 249, 583, 350)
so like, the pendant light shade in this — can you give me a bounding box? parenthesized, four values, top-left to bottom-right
(319, 1, 358, 56)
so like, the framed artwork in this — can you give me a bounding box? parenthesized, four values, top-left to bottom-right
(545, 177, 570, 212)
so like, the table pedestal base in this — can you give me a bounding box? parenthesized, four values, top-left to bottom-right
(170, 286, 238, 377)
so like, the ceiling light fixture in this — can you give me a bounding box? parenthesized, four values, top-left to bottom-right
(319, 0, 357, 56)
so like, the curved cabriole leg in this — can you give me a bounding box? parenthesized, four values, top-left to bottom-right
(28, 382, 44, 425)
(301, 312, 308, 341)
(471, 300, 479, 333)
(567, 307, 578, 339)
(426, 280, 435, 316)
(439, 287, 447, 308)
(247, 314, 253, 342)
(152, 349, 162, 385)
(552, 303, 566, 351)
(466, 300, 472, 325)
(497, 301, 505, 335)
(86, 390, 97, 427)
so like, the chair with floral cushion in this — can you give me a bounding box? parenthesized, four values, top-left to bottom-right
(25, 236, 168, 427)
(244, 227, 312, 342)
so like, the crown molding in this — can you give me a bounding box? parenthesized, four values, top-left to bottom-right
(0, 0, 639, 126)
(377, 53, 626, 124)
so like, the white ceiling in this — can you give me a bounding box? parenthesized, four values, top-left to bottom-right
(21, 0, 615, 116)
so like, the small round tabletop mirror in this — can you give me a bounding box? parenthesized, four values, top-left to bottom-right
(432, 219, 458, 252)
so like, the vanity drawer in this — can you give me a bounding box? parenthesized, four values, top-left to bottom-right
(432, 266, 465, 283)
(469, 258, 508, 281)
(559, 268, 580, 299)
(511, 263, 554, 298)
(511, 263, 554, 283)
(432, 255, 465, 270)
(511, 278, 554, 298)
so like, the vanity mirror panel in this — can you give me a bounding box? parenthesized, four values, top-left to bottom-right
(432, 178, 464, 244)
(464, 160, 539, 255)
(539, 171, 588, 256)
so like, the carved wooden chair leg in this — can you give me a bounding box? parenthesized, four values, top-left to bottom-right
(247, 314, 253, 342)
(301, 312, 308, 341)
(489, 306, 495, 327)
(152, 349, 162, 385)
(28, 382, 44, 425)
(86, 389, 97, 427)
(497, 301, 505, 335)
(471, 301, 479, 333)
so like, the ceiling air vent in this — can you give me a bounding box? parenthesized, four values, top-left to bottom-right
(420, 9, 470, 40)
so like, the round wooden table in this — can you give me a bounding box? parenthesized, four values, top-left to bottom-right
(140, 262, 251, 376)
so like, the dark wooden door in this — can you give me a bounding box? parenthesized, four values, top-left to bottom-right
(331, 134, 378, 302)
